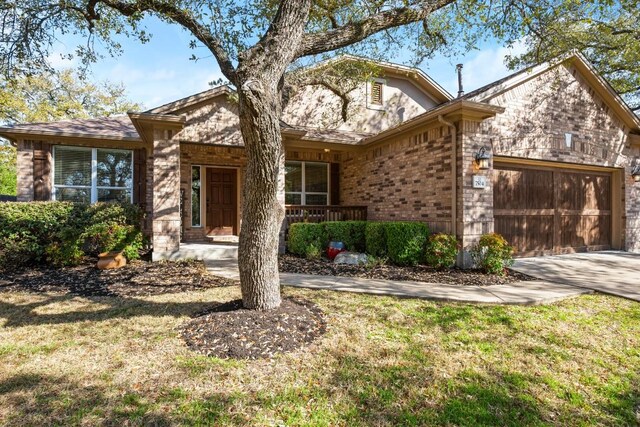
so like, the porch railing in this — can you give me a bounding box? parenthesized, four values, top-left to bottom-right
(284, 205, 367, 229)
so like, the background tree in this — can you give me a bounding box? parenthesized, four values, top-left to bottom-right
(0, 0, 611, 310)
(503, 0, 640, 111)
(0, 69, 142, 124)
(0, 144, 16, 196)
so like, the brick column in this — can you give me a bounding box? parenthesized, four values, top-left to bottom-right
(151, 129, 181, 260)
(458, 120, 494, 267)
(16, 140, 34, 202)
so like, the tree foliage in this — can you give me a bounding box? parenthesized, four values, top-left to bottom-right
(0, 69, 142, 124)
(0, 144, 16, 196)
(504, 0, 640, 111)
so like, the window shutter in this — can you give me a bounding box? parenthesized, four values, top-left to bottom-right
(33, 142, 51, 201)
(133, 148, 147, 207)
(330, 163, 340, 205)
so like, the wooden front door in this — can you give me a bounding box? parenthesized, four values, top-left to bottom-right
(493, 164, 612, 256)
(206, 168, 237, 235)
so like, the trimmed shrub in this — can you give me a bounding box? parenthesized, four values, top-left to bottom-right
(324, 221, 366, 252)
(425, 233, 459, 270)
(384, 222, 430, 266)
(287, 223, 327, 258)
(365, 222, 387, 258)
(0, 201, 145, 270)
(470, 232, 515, 275)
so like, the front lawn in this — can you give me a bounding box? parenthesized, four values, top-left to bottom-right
(0, 283, 638, 426)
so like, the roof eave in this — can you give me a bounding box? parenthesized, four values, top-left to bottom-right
(361, 100, 504, 146)
(0, 127, 142, 143)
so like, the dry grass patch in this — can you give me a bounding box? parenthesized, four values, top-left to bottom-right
(1, 283, 639, 426)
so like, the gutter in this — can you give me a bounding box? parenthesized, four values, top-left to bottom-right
(437, 115, 457, 237)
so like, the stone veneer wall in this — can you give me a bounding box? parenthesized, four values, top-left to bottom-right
(340, 124, 454, 233)
(460, 62, 640, 255)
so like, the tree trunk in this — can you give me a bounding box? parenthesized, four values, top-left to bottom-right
(236, 78, 285, 310)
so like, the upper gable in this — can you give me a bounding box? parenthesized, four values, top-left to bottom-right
(471, 61, 635, 167)
(282, 72, 444, 134)
(173, 93, 243, 146)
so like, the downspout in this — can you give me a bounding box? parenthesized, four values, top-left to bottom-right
(437, 115, 457, 237)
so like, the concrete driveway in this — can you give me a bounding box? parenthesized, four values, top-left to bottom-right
(512, 251, 640, 301)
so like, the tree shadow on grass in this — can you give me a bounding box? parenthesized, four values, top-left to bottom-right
(0, 294, 223, 328)
(0, 373, 176, 426)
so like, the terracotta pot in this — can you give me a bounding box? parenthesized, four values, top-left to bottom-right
(97, 251, 127, 270)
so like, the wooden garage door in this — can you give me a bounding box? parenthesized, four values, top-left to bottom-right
(493, 164, 611, 256)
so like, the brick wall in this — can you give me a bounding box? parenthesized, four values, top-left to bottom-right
(341, 124, 454, 233)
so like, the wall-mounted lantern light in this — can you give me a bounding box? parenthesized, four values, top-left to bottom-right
(475, 146, 491, 170)
(632, 164, 640, 183)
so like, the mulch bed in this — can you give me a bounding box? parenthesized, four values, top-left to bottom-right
(279, 254, 535, 286)
(0, 259, 237, 297)
(181, 298, 326, 359)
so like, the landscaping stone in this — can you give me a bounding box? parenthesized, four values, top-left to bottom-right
(334, 252, 368, 265)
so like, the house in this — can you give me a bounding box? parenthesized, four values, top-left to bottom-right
(1, 52, 639, 264)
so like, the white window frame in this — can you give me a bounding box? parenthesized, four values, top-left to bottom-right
(367, 78, 386, 111)
(285, 161, 330, 206)
(191, 165, 203, 228)
(52, 145, 134, 204)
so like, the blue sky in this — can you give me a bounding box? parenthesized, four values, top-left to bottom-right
(50, 16, 526, 110)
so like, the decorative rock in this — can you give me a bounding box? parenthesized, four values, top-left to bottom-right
(334, 252, 368, 265)
(97, 251, 127, 270)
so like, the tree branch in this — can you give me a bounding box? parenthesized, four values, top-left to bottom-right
(93, 0, 237, 82)
(296, 1, 456, 58)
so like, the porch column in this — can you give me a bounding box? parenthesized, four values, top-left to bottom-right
(151, 129, 181, 260)
(458, 119, 494, 267)
(16, 140, 34, 202)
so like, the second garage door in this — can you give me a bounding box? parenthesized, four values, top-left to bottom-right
(493, 163, 612, 256)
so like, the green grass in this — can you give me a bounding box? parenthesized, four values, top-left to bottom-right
(0, 285, 639, 426)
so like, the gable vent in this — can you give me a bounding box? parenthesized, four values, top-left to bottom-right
(370, 81, 383, 105)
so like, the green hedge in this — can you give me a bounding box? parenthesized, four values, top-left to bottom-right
(287, 223, 328, 258)
(383, 222, 430, 266)
(288, 220, 430, 266)
(0, 202, 146, 270)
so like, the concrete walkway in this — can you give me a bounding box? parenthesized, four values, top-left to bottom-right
(512, 251, 640, 302)
(201, 257, 590, 305)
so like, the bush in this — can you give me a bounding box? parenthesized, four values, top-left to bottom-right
(324, 221, 366, 252)
(365, 222, 387, 257)
(287, 223, 326, 258)
(384, 222, 430, 266)
(425, 233, 459, 270)
(470, 233, 514, 275)
(0, 201, 145, 270)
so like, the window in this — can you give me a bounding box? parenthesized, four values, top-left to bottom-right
(285, 161, 329, 205)
(191, 166, 202, 227)
(53, 146, 133, 203)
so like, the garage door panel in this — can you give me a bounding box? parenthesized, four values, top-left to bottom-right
(495, 215, 554, 255)
(494, 168, 553, 210)
(494, 164, 612, 256)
